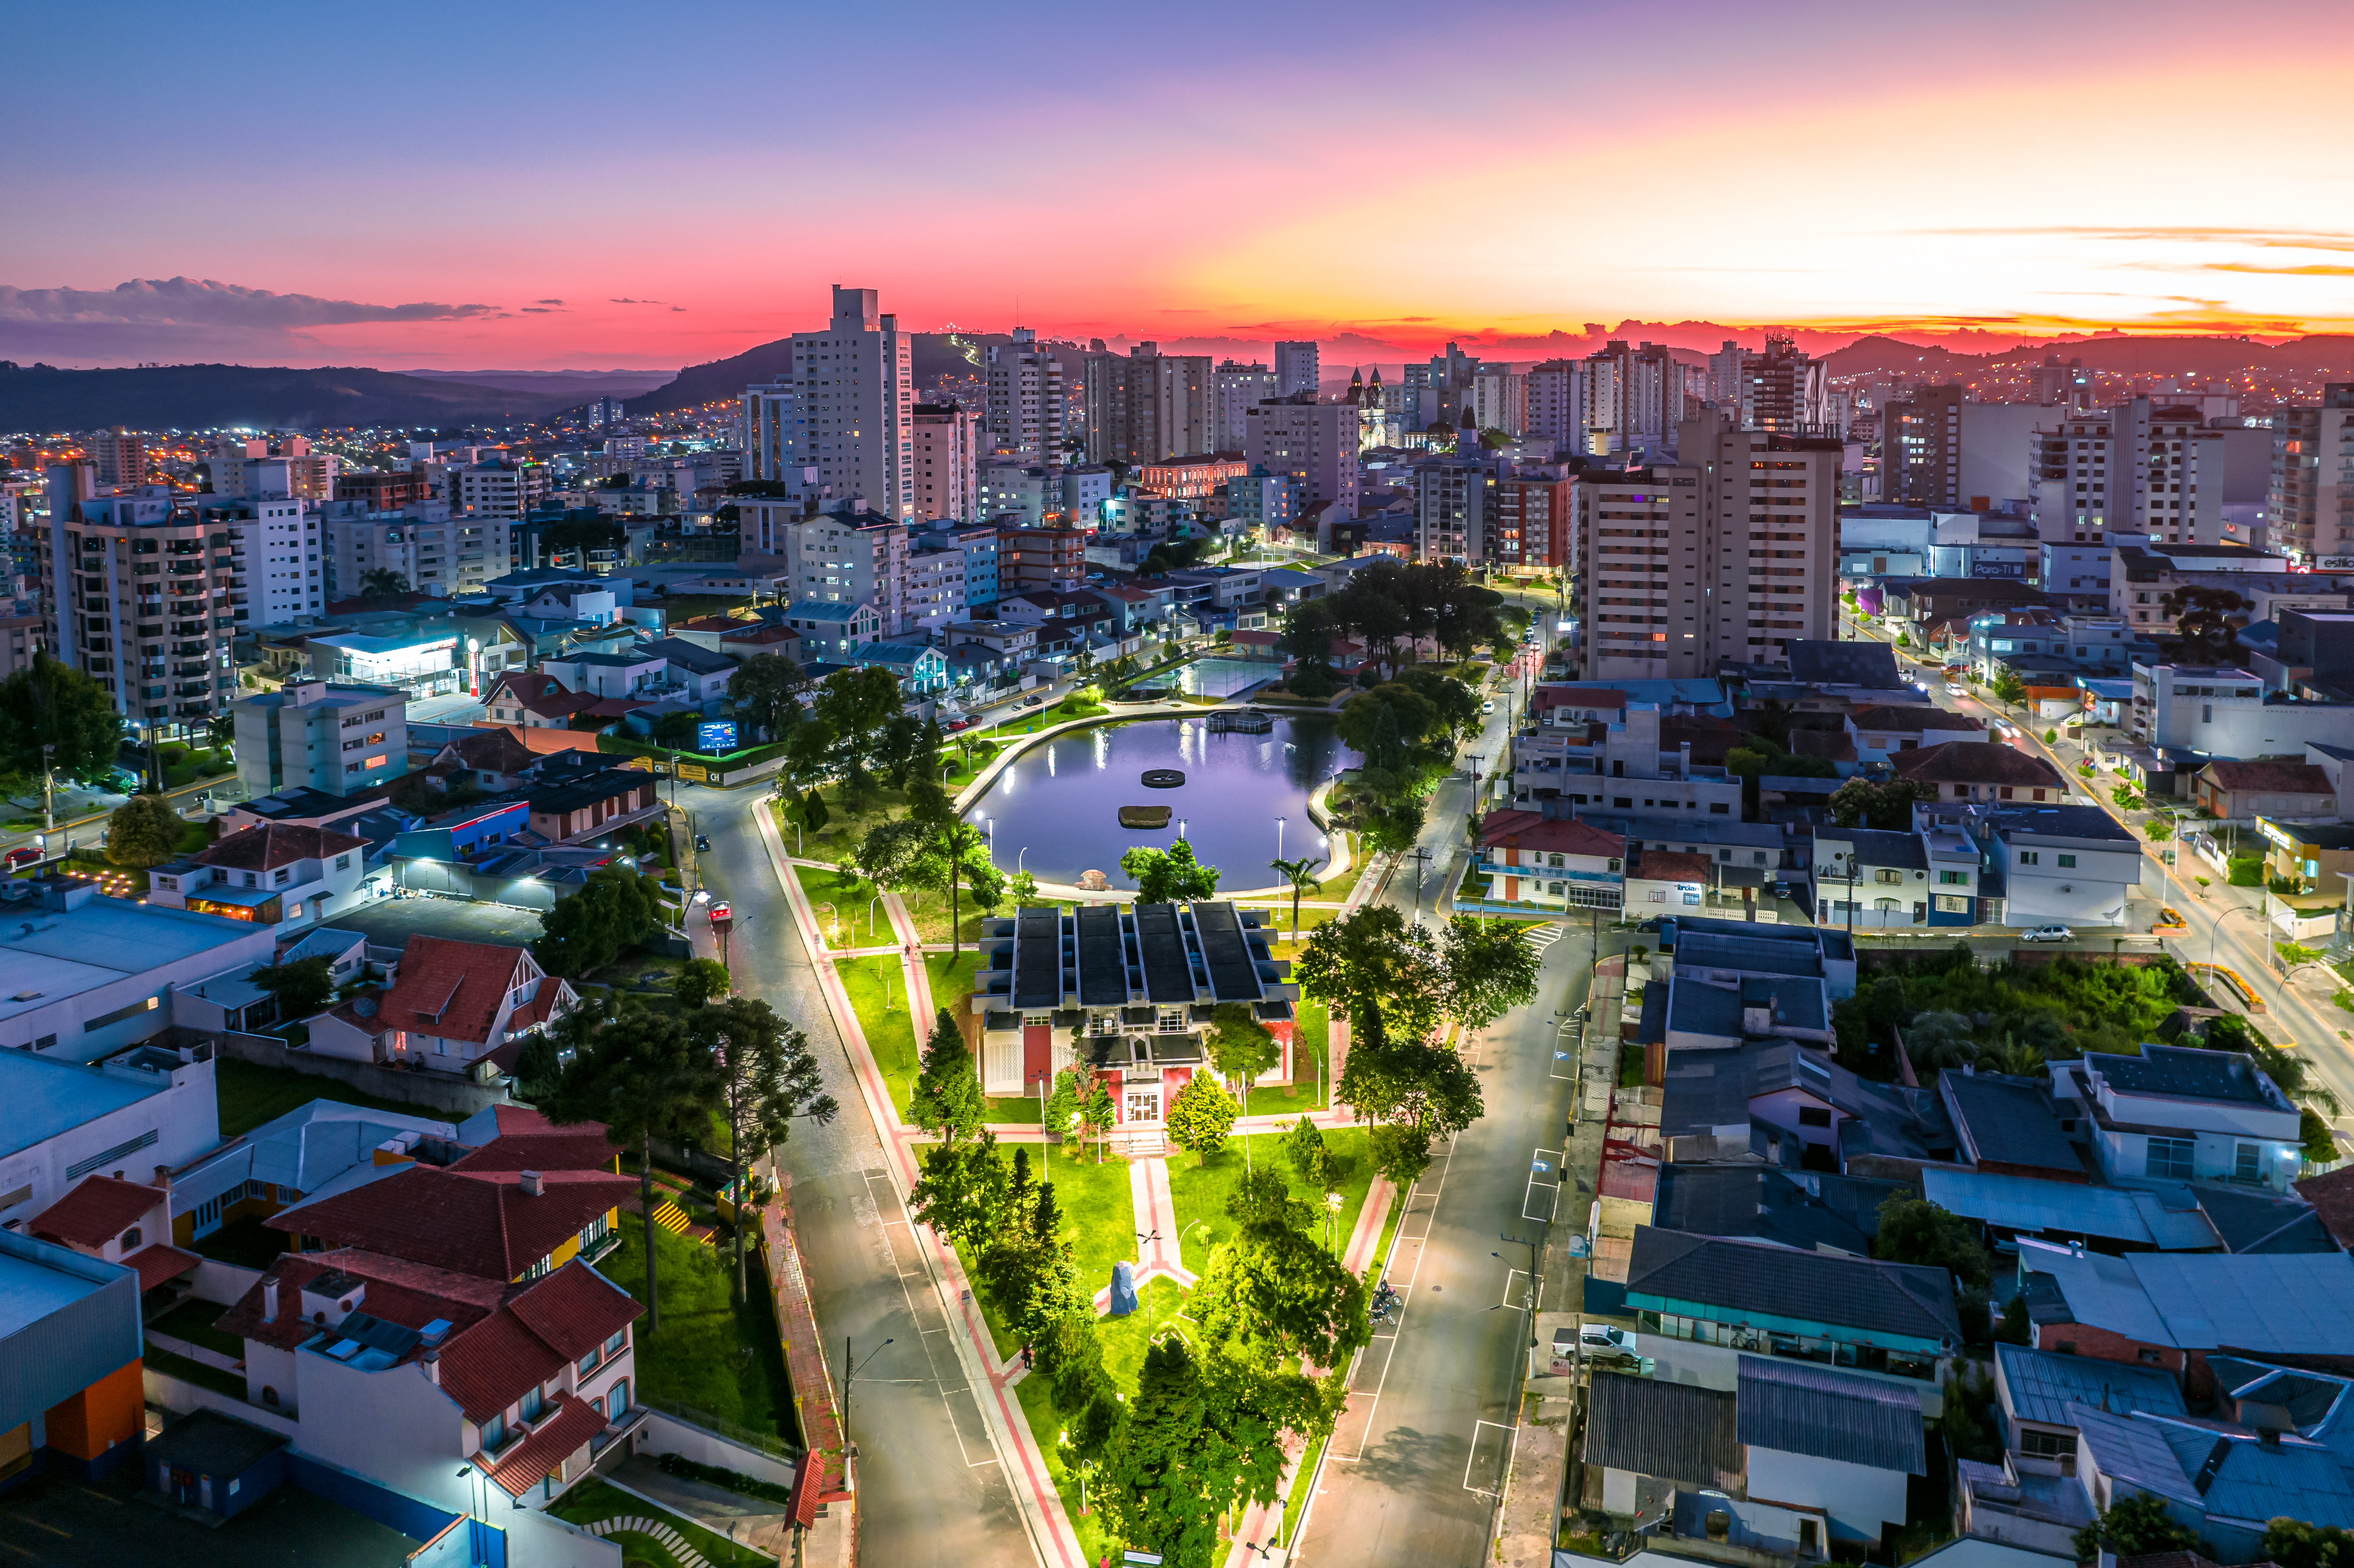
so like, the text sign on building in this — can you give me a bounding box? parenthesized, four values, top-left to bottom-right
(2258, 818, 2298, 853)
(696, 720, 738, 754)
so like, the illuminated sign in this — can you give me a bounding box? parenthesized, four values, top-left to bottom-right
(2318, 557, 2354, 571)
(697, 720, 738, 753)
(2257, 818, 2298, 852)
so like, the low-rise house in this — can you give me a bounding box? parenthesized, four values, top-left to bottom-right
(526, 767, 662, 846)
(782, 599, 883, 659)
(1958, 1343, 2190, 1554)
(1813, 825, 1933, 929)
(1470, 810, 1624, 911)
(1581, 1371, 1741, 1518)
(340, 937, 573, 1075)
(1737, 1355, 1925, 1547)
(483, 671, 601, 730)
(1891, 740, 2067, 805)
(2194, 760, 2337, 820)
(0, 1044, 221, 1234)
(26, 1172, 200, 1297)
(266, 1160, 631, 1283)
(635, 636, 733, 702)
(146, 823, 371, 933)
(166, 1099, 459, 1243)
(1511, 701, 1742, 820)
(1966, 802, 2143, 928)
(1650, 1163, 1897, 1257)
(1624, 849, 1713, 913)
(2052, 1043, 2306, 1193)
(1845, 704, 1985, 764)
(1653, 1039, 1939, 1173)
(421, 727, 544, 794)
(537, 648, 668, 701)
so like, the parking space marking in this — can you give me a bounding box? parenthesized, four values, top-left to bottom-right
(1464, 1419, 1516, 1497)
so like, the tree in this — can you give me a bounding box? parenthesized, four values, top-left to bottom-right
(1078, 1075, 1117, 1164)
(250, 955, 335, 1023)
(2158, 584, 2246, 664)
(1283, 1116, 1333, 1195)
(2071, 1493, 2200, 1562)
(207, 713, 237, 752)
(105, 793, 183, 868)
(727, 654, 806, 743)
(1294, 905, 1443, 1043)
(1042, 1066, 1083, 1150)
(1902, 1010, 1980, 1071)
(544, 1007, 717, 1331)
(1164, 1070, 1238, 1164)
(911, 1007, 986, 1144)
(689, 997, 837, 1299)
(1989, 668, 2028, 706)
(907, 776, 996, 955)
(1007, 868, 1040, 906)
(1828, 776, 1934, 832)
(1269, 856, 1319, 942)
(1121, 838, 1221, 903)
(1193, 1169, 1369, 1369)
(0, 654, 124, 790)
(534, 865, 663, 978)
(2304, 1106, 2341, 1165)
(1438, 915, 1540, 1034)
(1874, 1190, 1989, 1344)
(1205, 1003, 1281, 1144)
(675, 957, 732, 1007)
(783, 786, 829, 840)
(651, 708, 701, 748)
(1336, 1007, 1484, 1186)
(814, 665, 905, 798)
(2265, 1519, 2354, 1568)
(910, 1131, 1012, 1251)
(358, 567, 410, 606)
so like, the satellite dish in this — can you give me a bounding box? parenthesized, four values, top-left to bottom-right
(355, 996, 378, 1018)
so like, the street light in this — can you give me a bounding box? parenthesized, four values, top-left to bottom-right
(841, 1337, 895, 1454)
(1275, 815, 1287, 862)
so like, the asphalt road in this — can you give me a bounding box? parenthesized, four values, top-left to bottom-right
(681, 782, 1034, 1568)
(1297, 697, 1588, 1566)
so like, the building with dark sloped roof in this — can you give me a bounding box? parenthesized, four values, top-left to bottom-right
(1582, 1370, 1740, 1517)
(1737, 1354, 1925, 1544)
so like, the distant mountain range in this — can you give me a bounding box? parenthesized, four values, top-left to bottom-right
(400, 367, 678, 398)
(1821, 332, 2354, 380)
(0, 362, 603, 433)
(625, 331, 999, 414)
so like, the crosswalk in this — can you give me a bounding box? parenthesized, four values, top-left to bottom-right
(1520, 923, 1567, 952)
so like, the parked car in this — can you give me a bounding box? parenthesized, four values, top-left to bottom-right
(1481, 700, 1495, 713)
(3, 847, 40, 868)
(694, 834, 711, 852)
(1579, 1324, 1640, 1366)
(1022, 695, 1045, 707)
(2020, 924, 2074, 943)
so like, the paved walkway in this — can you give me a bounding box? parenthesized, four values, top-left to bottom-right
(581, 1508, 719, 1568)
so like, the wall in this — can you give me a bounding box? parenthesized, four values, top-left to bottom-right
(635, 1407, 797, 1488)
(1745, 1445, 1909, 1542)
(211, 1031, 507, 1116)
(0, 1059, 220, 1232)
(191, 1257, 263, 1307)
(143, 1364, 299, 1437)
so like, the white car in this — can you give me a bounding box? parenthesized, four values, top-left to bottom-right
(2020, 925, 2074, 944)
(1578, 1324, 1640, 1366)
(1944, 682, 1965, 696)
(1481, 700, 1495, 713)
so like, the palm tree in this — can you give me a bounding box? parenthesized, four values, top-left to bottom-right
(1901, 1010, 1980, 1073)
(358, 568, 409, 606)
(1270, 855, 1319, 942)
(1979, 1034, 2046, 1079)
(544, 1004, 717, 1332)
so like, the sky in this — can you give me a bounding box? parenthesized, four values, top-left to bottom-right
(6, 0, 2354, 372)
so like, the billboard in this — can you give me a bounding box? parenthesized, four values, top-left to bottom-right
(696, 720, 739, 754)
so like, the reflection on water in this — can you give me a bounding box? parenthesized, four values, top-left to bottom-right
(969, 716, 1355, 887)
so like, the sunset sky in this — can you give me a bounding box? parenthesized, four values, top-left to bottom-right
(8, 0, 2354, 371)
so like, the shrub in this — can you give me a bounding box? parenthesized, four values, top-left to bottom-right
(653, 1451, 794, 1505)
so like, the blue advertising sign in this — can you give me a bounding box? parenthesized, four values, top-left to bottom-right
(696, 720, 739, 753)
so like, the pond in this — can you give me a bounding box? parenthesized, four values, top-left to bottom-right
(968, 715, 1355, 888)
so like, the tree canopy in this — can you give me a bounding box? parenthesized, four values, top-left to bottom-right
(0, 653, 125, 788)
(726, 653, 805, 744)
(534, 864, 663, 977)
(1120, 838, 1221, 903)
(105, 793, 183, 868)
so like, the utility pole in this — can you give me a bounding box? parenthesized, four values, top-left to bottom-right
(40, 743, 54, 832)
(1410, 847, 1431, 916)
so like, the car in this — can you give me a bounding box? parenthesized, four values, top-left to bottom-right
(2, 847, 39, 868)
(2020, 924, 2074, 943)
(1943, 682, 1964, 696)
(1022, 695, 1045, 707)
(946, 717, 974, 732)
(1578, 1324, 1640, 1366)
(694, 834, 711, 852)
(1481, 700, 1495, 713)
(708, 901, 732, 924)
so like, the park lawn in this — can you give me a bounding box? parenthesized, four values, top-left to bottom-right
(1034, 1148, 1136, 1293)
(950, 1238, 1022, 1363)
(1166, 1127, 1376, 1270)
(215, 1057, 440, 1139)
(602, 1213, 797, 1448)
(149, 1297, 244, 1360)
(836, 954, 919, 1120)
(898, 883, 991, 946)
(791, 863, 886, 948)
(923, 950, 984, 1015)
(551, 1478, 769, 1568)
(1096, 1277, 1192, 1393)
(1013, 1372, 1119, 1568)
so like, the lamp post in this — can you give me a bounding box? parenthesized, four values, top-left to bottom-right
(841, 1336, 895, 1454)
(1275, 815, 1287, 863)
(1497, 1231, 1542, 1357)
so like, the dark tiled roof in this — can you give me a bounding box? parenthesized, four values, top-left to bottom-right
(1737, 1355, 1925, 1473)
(2195, 1185, 2338, 1255)
(1786, 641, 1903, 688)
(1850, 705, 1984, 734)
(2093, 1045, 2287, 1109)
(1834, 827, 1927, 871)
(1941, 1070, 2084, 1176)
(266, 1164, 633, 1280)
(199, 823, 369, 871)
(1627, 1226, 1964, 1345)
(1892, 741, 2064, 788)
(1651, 1165, 1875, 1255)
(2199, 760, 2333, 795)
(1582, 1370, 1740, 1487)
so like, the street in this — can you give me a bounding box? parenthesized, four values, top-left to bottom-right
(682, 782, 1035, 1568)
(1296, 697, 1589, 1566)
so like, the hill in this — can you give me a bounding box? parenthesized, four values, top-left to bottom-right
(625, 330, 1005, 414)
(0, 362, 585, 434)
(1824, 332, 2354, 381)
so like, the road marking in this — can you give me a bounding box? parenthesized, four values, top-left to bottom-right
(1464, 1419, 1515, 1497)
(1336, 1132, 1458, 1463)
(1499, 1266, 1540, 1312)
(1523, 1146, 1561, 1222)
(1521, 923, 1565, 951)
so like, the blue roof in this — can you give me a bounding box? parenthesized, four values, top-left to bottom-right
(1996, 1342, 2187, 1429)
(787, 600, 864, 623)
(1921, 1170, 2181, 1245)
(0, 1052, 167, 1162)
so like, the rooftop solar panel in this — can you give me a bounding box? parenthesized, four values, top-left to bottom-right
(1134, 903, 1194, 1003)
(1192, 902, 1263, 1002)
(1012, 908, 1063, 1009)
(1074, 904, 1129, 1007)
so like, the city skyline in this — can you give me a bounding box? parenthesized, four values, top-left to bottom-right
(7, 0, 2354, 370)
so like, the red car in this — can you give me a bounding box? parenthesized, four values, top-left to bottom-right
(4, 847, 41, 868)
(708, 901, 732, 924)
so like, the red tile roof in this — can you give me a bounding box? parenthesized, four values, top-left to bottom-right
(2296, 1168, 2354, 1249)
(442, 1262, 641, 1426)
(215, 1248, 507, 1353)
(1629, 850, 1714, 886)
(2199, 760, 2334, 796)
(452, 1125, 620, 1176)
(29, 1175, 163, 1249)
(488, 672, 599, 721)
(1891, 740, 2064, 788)
(1849, 706, 1985, 734)
(502, 1258, 640, 1361)
(1479, 810, 1626, 859)
(124, 1243, 202, 1292)
(469, 722, 599, 759)
(485, 1393, 609, 1496)
(265, 1164, 634, 1281)
(198, 823, 369, 872)
(380, 936, 532, 1047)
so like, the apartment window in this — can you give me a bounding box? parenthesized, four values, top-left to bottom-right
(274, 868, 291, 886)
(2020, 1428, 2072, 1461)
(1875, 869, 1901, 884)
(519, 1386, 545, 1424)
(2020, 851, 2039, 866)
(604, 1329, 628, 1359)
(1934, 895, 1969, 913)
(1939, 871, 1967, 886)
(577, 1346, 602, 1377)
(335, 854, 350, 871)
(2235, 1142, 2262, 1183)
(2147, 1136, 2194, 1180)
(1797, 1107, 1831, 1128)
(2057, 854, 2076, 869)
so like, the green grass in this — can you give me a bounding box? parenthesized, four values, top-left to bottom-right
(1036, 1148, 1137, 1293)
(149, 1297, 244, 1359)
(923, 950, 984, 1012)
(602, 1213, 796, 1447)
(1013, 1370, 1119, 1568)
(1280, 1428, 1328, 1545)
(550, 1477, 768, 1567)
(1166, 1127, 1376, 1268)
(950, 1237, 1022, 1362)
(836, 953, 918, 1120)
(898, 883, 991, 945)
(214, 1057, 439, 1139)
(143, 1341, 248, 1400)
(792, 863, 884, 945)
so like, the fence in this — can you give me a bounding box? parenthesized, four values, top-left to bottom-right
(211, 1030, 509, 1117)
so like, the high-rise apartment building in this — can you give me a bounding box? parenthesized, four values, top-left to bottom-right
(1274, 341, 1320, 400)
(322, 498, 510, 601)
(1581, 340, 1686, 457)
(1244, 395, 1361, 515)
(1578, 409, 1837, 680)
(335, 470, 431, 512)
(985, 329, 1067, 464)
(1471, 371, 1527, 439)
(779, 499, 910, 631)
(1082, 345, 1214, 465)
(2028, 400, 2232, 552)
(1498, 475, 1575, 574)
(912, 403, 982, 522)
(1526, 361, 1588, 452)
(1213, 361, 1279, 451)
(791, 286, 916, 517)
(1884, 386, 2050, 514)
(2272, 384, 2354, 562)
(40, 466, 240, 744)
(87, 428, 150, 489)
(1737, 336, 1828, 435)
(740, 380, 799, 484)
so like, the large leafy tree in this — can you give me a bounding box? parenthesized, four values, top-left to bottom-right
(1293, 905, 1443, 1042)
(1336, 1006, 1484, 1187)
(2265, 1519, 2354, 1568)
(1438, 915, 1541, 1034)
(1164, 1070, 1238, 1165)
(0, 653, 125, 788)
(251, 954, 336, 1023)
(1193, 1168, 1370, 1370)
(674, 957, 732, 1008)
(910, 1006, 986, 1144)
(544, 1005, 717, 1331)
(727, 653, 806, 744)
(1828, 776, 1934, 832)
(1205, 1002, 1280, 1129)
(105, 793, 183, 868)
(814, 665, 905, 800)
(534, 865, 662, 978)
(687, 997, 837, 1300)
(1120, 838, 1221, 904)
(910, 1131, 1013, 1251)
(2071, 1493, 2199, 1562)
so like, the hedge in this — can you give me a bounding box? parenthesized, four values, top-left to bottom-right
(653, 1450, 795, 1505)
